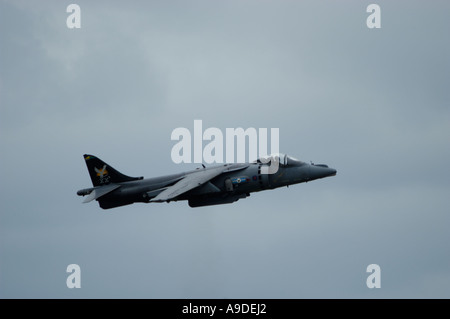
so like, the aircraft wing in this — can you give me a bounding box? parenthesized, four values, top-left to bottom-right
(82, 184, 121, 203)
(150, 164, 248, 202)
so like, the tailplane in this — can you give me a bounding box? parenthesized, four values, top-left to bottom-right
(83, 154, 143, 186)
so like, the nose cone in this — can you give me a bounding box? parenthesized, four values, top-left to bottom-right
(308, 164, 337, 181)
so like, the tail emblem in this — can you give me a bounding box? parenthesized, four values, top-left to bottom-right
(94, 165, 110, 184)
(95, 165, 108, 177)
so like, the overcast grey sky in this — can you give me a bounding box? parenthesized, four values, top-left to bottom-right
(1, 0, 449, 298)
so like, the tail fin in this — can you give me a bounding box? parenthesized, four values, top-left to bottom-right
(83, 154, 143, 186)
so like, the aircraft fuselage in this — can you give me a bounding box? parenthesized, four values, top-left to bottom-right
(77, 155, 336, 209)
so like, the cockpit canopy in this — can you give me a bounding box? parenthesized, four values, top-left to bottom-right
(254, 153, 306, 167)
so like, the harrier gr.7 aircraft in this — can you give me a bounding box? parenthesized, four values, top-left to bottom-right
(77, 154, 336, 209)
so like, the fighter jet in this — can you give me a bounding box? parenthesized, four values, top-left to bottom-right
(77, 154, 336, 209)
